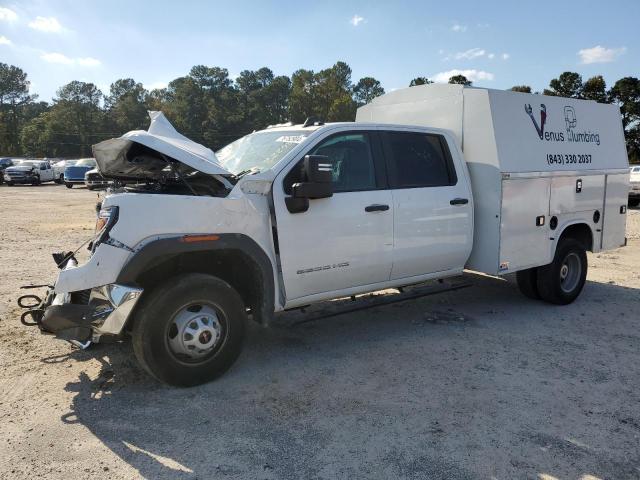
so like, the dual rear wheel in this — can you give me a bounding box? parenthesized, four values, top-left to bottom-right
(516, 238, 587, 305)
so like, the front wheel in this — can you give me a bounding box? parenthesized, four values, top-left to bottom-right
(65, 182, 73, 189)
(132, 273, 246, 387)
(536, 238, 587, 305)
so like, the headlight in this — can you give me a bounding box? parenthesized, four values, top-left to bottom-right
(92, 206, 119, 251)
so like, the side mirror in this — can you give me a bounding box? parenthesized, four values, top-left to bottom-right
(285, 155, 333, 213)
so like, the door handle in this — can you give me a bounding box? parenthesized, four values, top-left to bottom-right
(450, 198, 469, 206)
(365, 204, 390, 212)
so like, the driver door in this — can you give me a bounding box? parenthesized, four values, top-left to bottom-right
(273, 130, 394, 303)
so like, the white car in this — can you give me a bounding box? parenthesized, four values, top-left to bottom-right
(629, 166, 640, 207)
(20, 86, 629, 386)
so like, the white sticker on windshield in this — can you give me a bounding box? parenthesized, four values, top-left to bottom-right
(276, 135, 305, 144)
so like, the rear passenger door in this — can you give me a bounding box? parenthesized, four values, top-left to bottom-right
(381, 130, 473, 280)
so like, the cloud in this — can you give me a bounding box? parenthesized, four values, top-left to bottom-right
(487, 53, 495, 59)
(77, 57, 101, 67)
(41, 52, 74, 64)
(350, 14, 365, 26)
(29, 16, 63, 33)
(0, 35, 12, 45)
(145, 81, 168, 90)
(578, 45, 626, 64)
(0, 7, 17, 22)
(432, 69, 494, 83)
(502, 53, 510, 60)
(41, 52, 101, 67)
(453, 48, 485, 60)
(451, 23, 467, 32)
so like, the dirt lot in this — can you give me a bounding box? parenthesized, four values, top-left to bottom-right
(0, 184, 639, 480)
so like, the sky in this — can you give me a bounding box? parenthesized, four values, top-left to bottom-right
(0, 0, 638, 102)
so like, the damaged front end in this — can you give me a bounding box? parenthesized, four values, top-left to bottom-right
(18, 254, 143, 348)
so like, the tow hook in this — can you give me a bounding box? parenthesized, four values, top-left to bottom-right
(17, 286, 51, 326)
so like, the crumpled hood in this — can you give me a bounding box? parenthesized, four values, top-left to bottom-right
(92, 111, 230, 178)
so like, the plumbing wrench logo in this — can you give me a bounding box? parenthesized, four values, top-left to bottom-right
(525, 103, 547, 140)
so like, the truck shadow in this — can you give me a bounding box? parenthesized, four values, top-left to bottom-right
(58, 274, 640, 479)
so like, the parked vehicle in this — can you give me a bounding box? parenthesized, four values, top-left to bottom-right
(20, 86, 629, 386)
(4, 159, 56, 186)
(84, 168, 109, 190)
(64, 158, 96, 188)
(629, 166, 640, 207)
(52, 160, 77, 184)
(0, 157, 16, 185)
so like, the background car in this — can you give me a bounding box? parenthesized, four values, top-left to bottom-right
(0, 158, 16, 185)
(63, 158, 96, 188)
(84, 168, 109, 190)
(629, 165, 640, 207)
(3, 159, 56, 185)
(52, 159, 77, 184)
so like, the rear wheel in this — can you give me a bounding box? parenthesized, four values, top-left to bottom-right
(132, 273, 246, 387)
(55, 174, 64, 184)
(516, 268, 540, 300)
(536, 238, 587, 305)
(65, 183, 73, 189)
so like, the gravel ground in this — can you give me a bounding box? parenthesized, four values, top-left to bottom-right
(0, 184, 639, 480)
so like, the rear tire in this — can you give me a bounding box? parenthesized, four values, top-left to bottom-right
(132, 273, 246, 387)
(65, 183, 73, 189)
(516, 268, 540, 300)
(536, 238, 587, 305)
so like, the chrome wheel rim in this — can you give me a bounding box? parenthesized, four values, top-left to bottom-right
(559, 252, 581, 293)
(167, 303, 225, 363)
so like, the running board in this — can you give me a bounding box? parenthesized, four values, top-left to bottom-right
(288, 279, 471, 326)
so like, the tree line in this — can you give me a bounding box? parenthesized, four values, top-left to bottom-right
(0, 62, 638, 162)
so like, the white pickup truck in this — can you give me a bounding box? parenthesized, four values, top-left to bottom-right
(19, 85, 629, 386)
(4, 159, 56, 185)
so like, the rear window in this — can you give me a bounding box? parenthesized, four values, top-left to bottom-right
(382, 132, 457, 188)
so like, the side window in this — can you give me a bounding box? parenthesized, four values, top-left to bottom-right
(284, 132, 377, 194)
(383, 132, 457, 188)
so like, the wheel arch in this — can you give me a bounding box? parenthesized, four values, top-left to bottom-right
(555, 221, 594, 252)
(117, 233, 275, 326)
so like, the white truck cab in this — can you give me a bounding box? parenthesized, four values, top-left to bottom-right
(19, 86, 629, 386)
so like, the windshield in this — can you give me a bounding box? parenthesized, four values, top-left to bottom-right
(18, 161, 39, 167)
(75, 158, 96, 167)
(216, 130, 309, 175)
(632, 167, 640, 173)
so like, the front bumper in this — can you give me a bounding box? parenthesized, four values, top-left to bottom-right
(4, 173, 39, 184)
(19, 258, 143, 346)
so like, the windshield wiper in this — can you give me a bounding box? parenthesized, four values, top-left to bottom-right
(233, 168, 260, 180)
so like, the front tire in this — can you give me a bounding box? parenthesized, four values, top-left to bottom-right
(536, 238, 587, 305)
(65, 182, 73, 189)
(132, 273, 246, 387)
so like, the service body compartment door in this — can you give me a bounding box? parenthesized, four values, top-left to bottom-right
(601, 173, 628, 250)
(550, 175, 605, 215)
(500, 178, 551, 272)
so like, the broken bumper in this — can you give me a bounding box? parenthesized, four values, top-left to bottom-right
(19, 258, 143, 346)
